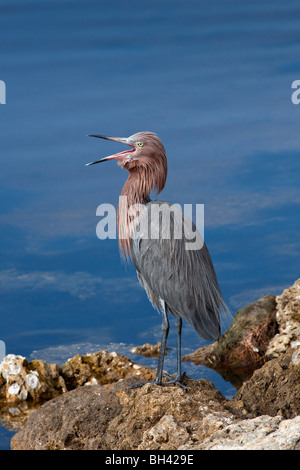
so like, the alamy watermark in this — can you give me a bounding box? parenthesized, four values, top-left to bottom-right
(0, 80, 6, 104)
(0, 340, 6, 363)
(95, 197, 205, 251)
(291, 80, 300, 105)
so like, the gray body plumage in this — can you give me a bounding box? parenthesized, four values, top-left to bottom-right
(131, 201, 224, 341)
(87, 131, 227, 387)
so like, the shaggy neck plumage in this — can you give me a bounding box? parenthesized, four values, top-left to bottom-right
(117, 167, 155, 259)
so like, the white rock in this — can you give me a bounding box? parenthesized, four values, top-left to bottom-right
(8, 383, 20, 395)
(291, 348, 300, 365)
(198, 415, 300, 450)
(19, 390, 28, 401)
(26, 374, 39, 389)
(8, 364, 21, 375)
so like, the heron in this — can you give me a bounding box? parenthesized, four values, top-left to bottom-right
(86, 132, 227, 388)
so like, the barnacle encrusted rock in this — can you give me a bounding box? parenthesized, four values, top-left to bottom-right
(10, 377, 239, 450)
(0, 350, 156, 430)
(0, 354, 66, 403)
(233, 348, 300, 418)
(4, 279, 300, 450)
(182, 294, 277, 386)
(266, 279, 300, 358)
(130, 342, 164, 358)
(10, 376, 300, 451)
(59, 350, 155, 390)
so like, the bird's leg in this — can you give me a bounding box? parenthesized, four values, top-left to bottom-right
(129, 306, 186, 390)
(154, 302, 169, 385)
(175, 317, 187, 385)
(175, 317, 183, 380)
(163, 317, 187, 390)
(128, 302, 169, 389)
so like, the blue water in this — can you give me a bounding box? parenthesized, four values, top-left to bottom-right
(1, 0, 300, 449)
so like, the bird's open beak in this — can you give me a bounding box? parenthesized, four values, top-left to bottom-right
(85, 135, 135, 166)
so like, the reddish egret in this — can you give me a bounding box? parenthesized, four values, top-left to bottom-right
(86, 132, 226, 388)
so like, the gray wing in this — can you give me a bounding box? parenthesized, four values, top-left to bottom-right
(130, 201, 225, 341)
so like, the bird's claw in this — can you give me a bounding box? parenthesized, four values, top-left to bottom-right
(128, 374, 188, 390)
(162, 372, 188, 390)
(128, 382, 146, 389)
(128, 377, 168, 389)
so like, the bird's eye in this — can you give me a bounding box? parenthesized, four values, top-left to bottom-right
(137, 142, 144, 148)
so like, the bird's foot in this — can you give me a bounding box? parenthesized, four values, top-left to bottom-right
(127, 374, 188, 390)
(128, 380, 147, 389)
(128, 377, 163, 389)
(162, 372, 188, 390)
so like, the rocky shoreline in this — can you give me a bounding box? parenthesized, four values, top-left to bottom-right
(1, 279, 299, 450)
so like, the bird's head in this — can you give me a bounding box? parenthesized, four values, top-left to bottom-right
(86, 131, 167, 194)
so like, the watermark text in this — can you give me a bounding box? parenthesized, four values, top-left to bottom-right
(0, 80, 6, 104)
(96, 197, 205, 251)
(291, 80, 300, 104)
(0, 340, 6, 363)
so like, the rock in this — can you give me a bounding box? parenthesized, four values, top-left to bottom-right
(0, 354, 68, 431)
(6, 279, 300, 450)
(130, 342, 164, 358)
(0, 354, 67, 403)
(59, 350, 155, 390)
(0, 350, 155, 431)
(10, 376, 300, 450)
(10, 376, 240, 450)
(266, 279, 300, 358)
(0, 350, 155, 402)
(194, 415, 300, 450)
(183, 295, 277, 387)
(0, 401, 38, 432)
(233, 348, 300, 418)
(229, 279, 300, 418)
